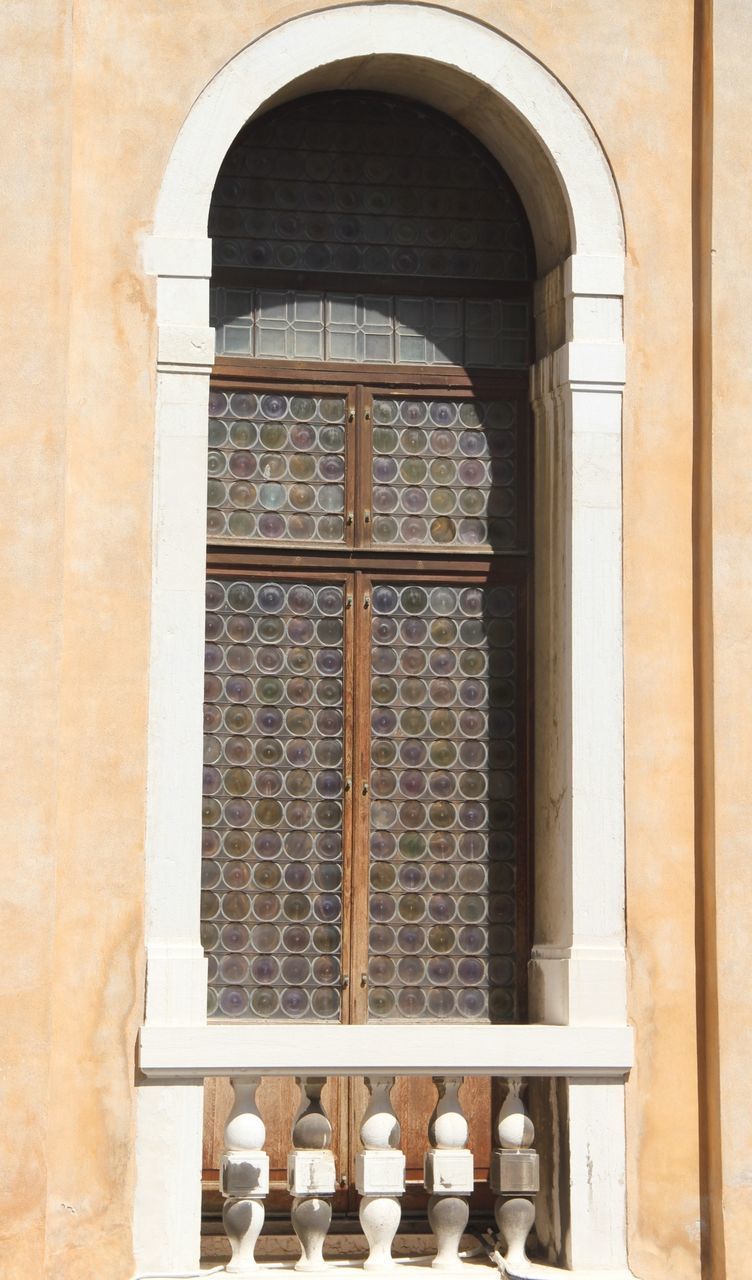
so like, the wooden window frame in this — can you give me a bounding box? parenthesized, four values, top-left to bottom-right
(206, 356, 533, 1026)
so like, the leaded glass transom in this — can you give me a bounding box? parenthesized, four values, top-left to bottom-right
(210, 92, 532, 284)
(212, 289, 529, 369)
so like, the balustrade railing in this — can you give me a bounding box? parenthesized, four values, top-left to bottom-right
(218, 1074, 538, 1276)
(137, 1022, 633, 1276)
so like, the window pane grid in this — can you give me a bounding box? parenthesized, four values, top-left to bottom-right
(207, 386, 348, 546)
(212, 287, 529, 369)
(203, 576, 346, 1022)
(203, 374, 527, 1026)
(366, 580, 518, 1023)
(209, 93, 531, 283)
(370, 394, 519, 551)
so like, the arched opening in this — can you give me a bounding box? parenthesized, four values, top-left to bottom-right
(137, 11, 628, 1275)
(201, 87, 535, 1224)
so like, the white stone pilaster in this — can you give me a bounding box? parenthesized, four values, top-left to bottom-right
(134, 247, 213, 1274)
(565, 1078, 628, 1271)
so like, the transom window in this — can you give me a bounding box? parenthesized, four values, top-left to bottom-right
(201, 92, 533, 1027)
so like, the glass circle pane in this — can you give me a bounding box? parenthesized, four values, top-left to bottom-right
(398, 988, 426, 1017)
(369, 988, 395, 1017)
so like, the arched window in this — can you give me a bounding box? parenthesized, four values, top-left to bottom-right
(137, 20, 629, 1269)
(201, 92, 534, 1031)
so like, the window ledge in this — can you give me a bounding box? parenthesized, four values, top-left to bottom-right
(138, 1022, 633, 1079)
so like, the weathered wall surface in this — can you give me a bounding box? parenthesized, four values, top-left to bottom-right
(705, 1, 752, 1276)
(4, 1, 744, 1277)
(0, 1, 72, 1274)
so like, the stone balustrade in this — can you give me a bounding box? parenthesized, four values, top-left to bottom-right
(220, 1075, 538, 1275)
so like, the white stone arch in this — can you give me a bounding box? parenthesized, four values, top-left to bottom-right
(136, 6, 629, 1275)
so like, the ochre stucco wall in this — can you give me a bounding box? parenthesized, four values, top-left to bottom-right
(4, 1, 750, 1277)
(0, 1, 72, 1274)
(705, 1, 752, 1276)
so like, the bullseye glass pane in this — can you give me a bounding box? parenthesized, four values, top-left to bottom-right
(207, 389, 347, 546)
(371, 397, 518, 551)
(203, 577, 345, 1021)
(210, 92, 532, 283)
(368, 581, 518, 1022)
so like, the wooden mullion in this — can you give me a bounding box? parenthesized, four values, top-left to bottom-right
(211, 368, 356, 395)
(340, 570, 356, 1026)
(344, 388, 357, 549)
(213, 357, 528, 394)
(353, 384, 365, 550)
(207, 546, 526, 579)
(211, 263, 533, 301)
(206, 563, 354, 585)
(362, 377, 526, 399)
(357, 386, 373, 550)
(348, 571, 372, 1025)
(207, 545, 528, 578)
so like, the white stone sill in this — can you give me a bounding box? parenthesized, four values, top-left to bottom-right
(138, 1024, 633, 1079)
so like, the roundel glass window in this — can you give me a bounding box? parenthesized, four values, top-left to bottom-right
(202, 91, 533, 1025)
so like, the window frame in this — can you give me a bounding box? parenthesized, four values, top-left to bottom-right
(205, 357, 533, 1025)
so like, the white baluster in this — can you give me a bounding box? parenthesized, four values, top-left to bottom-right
(490, 1080, 539, 1274)
(424, 1077, 474, 1269)
(356, 1076, 405, 1270)
(221, 1077, 269, 1274)
(288, 1076, 336, 1271)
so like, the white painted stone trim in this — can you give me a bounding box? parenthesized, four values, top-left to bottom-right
(150, 6, 624, 262)
(135, 6, 628, 1275)
(138, 1024, 633, 1078)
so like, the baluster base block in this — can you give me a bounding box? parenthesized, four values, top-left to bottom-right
(288, 1150, 337, 1196)
(490, 1148, 540, 1195)
(356, 1148, 406, 1195)
(221, 1152, 270, 1199)
(424, 1149, 474, 1195)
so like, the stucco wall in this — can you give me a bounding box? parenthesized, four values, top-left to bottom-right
(705, 1, 752, 1276)
(3, 1, 749, 1277)
(0, 1, 72, 1274)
